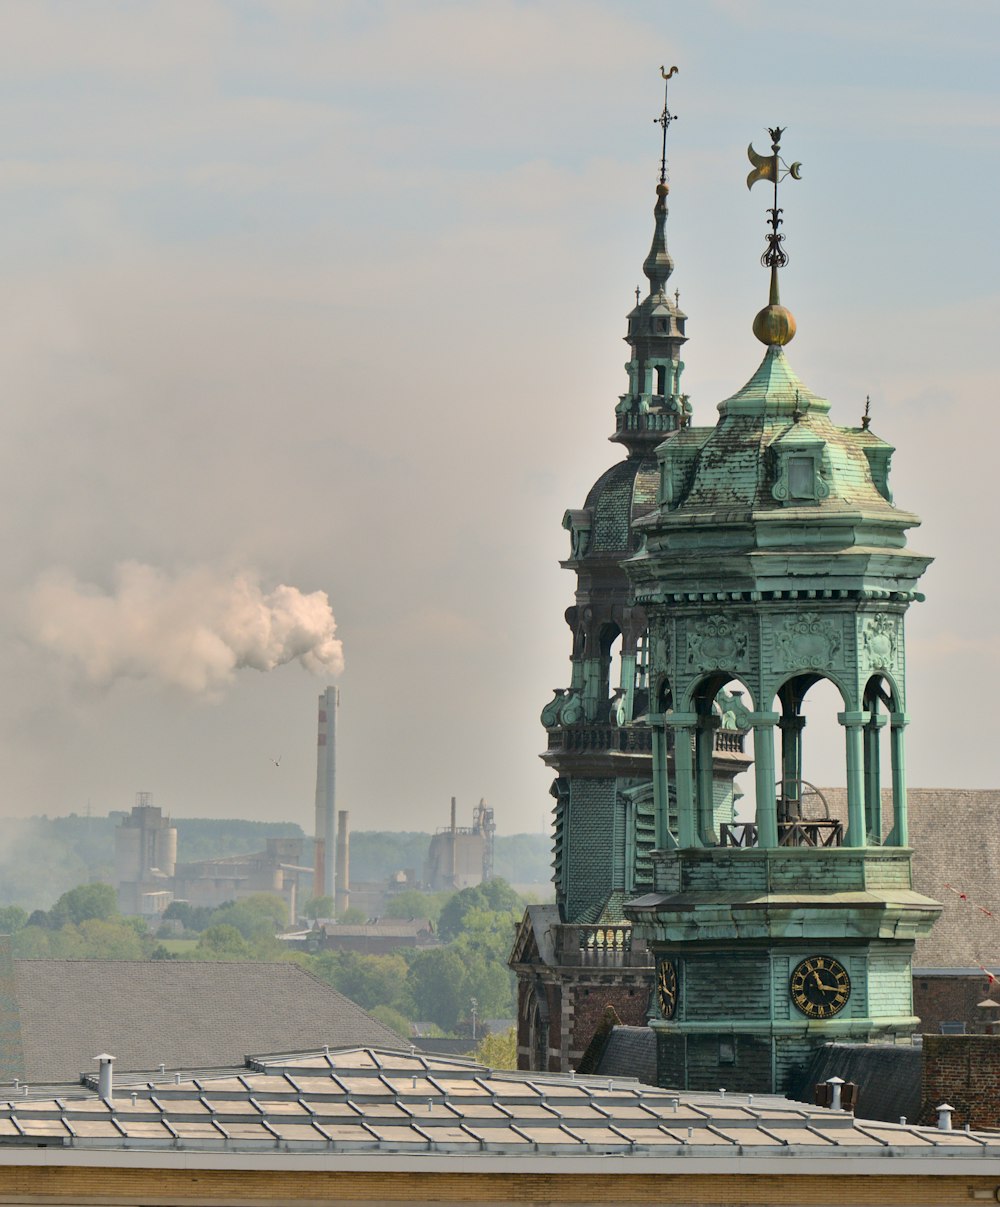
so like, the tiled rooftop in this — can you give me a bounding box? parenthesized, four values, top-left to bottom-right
(0, 1046, 997, 1161)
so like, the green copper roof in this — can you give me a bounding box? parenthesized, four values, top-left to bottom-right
(718, 345, 829, 417)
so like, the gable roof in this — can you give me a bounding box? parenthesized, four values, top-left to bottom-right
(6, 960, 401, 1083)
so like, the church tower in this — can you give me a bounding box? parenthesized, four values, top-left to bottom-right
(510, 72, 751, 1073)
(623, 127, 941, 1093)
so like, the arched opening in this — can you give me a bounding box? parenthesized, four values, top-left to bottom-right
(598, 622, 622, 722)
(655, 364, 667, 395)
(679, 674, 756, 849)
(771, 674, 851, 847)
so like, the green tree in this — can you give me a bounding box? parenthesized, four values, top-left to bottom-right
(370, 1005, 412, 1041)
(196, 924, 252, 960)
(212, 894, 288, 940)
(383, 890, 447, 925)
(163, 901, 218, 932)
(48, 883, 118, 928)
(437, 880, 523, 942)
(309, 951, 409, 1012)
(407, 948, 467, 1031)
(338, 906, 367, 924)
(72, 918, 145, 959)
(303, 895, 335, 919)
(474, 1027, 517, 1070)
(0, 905, 28, 934)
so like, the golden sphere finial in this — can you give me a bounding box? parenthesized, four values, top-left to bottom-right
(752, 302, 796, 346)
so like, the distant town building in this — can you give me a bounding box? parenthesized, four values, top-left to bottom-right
(312, 918, 437, 956)
(424, 797, 495, 892)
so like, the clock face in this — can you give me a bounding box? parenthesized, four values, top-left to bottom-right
(790, 956, 851, 1019)
(657, 959, 678, 1019)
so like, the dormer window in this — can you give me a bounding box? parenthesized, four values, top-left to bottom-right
(772, 441, 830, 505)
(788, 456, 814, 499)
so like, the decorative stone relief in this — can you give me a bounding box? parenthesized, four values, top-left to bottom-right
(715, 687, 752, 732)
(773, 613, 843, 670)
(686, 614, 749, 672)
(862, 613, 898, 670)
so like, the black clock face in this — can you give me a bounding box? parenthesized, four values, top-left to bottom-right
(790, 956, 851, 1019)
(657, 959, 678, 1019)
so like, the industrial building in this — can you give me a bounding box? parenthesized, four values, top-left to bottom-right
(113, 794, 311, 920)
(424, 797, 496, 892)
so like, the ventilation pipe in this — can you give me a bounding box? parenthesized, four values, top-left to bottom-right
(937, 1103, 954, 1131)
(95, 1054, 114, 1102)
(826, 1076, 844, 1111)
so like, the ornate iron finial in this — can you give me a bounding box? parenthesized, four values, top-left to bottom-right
(674, 288, 680, 308)
(635, 285, 641, 307)
(655, 66, 679, 186)
(747, 126, 803, 346)
(862, 395, 872, 430)
(747, 127, 803, 268)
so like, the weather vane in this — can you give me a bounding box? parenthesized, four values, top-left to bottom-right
(655, 66, 679, 186)
(747, 127, 802, 269)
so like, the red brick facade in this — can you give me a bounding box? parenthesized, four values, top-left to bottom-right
(921, 1034, 1000, 1129)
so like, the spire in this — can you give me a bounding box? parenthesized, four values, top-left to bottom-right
(643, 66, 678, 299)
(747, 126, 803, 346)
(612, 69, 690, 451)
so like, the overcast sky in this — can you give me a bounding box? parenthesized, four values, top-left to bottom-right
(0, 1, 995, 836)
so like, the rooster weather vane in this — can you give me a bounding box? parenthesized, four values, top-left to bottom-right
(747, 127, 803, 269)
(655, 65, 679, 186)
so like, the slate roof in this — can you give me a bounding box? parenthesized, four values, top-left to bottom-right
(0, 1046, 996, 1167)
(788, 1042, 923, 1125)
(583, 455, 659, 557)
(820, 787, 1000, 968)
(6, 961, 401, 1083)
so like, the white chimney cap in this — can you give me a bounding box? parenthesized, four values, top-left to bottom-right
(94, 1054, 115, 1063)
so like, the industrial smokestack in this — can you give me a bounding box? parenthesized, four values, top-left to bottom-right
(314, 687, 339, 900)
(95, 1053, 114, 1102)
(335, 810, 350, 917)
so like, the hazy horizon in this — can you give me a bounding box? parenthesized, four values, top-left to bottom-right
(0, 2, 995, 835)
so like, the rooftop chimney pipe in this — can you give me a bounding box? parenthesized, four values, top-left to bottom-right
(95, 1053, 114, 1102)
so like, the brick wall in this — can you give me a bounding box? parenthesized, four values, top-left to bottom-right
(914, 973, 997, 1035)
(570, 981, 649, 1055)
(921, 1033, 1000, 1128)
(0, 1163, 993, 1204)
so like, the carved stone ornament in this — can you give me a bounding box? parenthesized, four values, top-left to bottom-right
(559, 691, 584, 726)
(774, 613, 842, 670)
(862, 613, 897, 670)
(540, 691, 565, 728)
(652, 630, 671, 677)
(686, 614, 749, 672)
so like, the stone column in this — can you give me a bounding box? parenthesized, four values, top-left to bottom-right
(749, 711, 780, 848)
(888, 712, 910, 847)
(863, 712, 888, 842)
(649, 713, 670, 849)
(839, 711, 868, 847)
(696, 714, 721, 846)
(778, 713, 806, 822)
(664, 712, 698, 848)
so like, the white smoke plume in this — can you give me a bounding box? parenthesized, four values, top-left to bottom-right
(24, 562, 344, 695)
